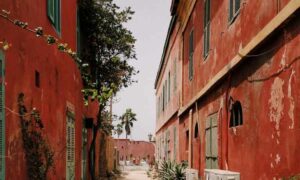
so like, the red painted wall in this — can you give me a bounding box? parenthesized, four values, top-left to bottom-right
(0, 0, 98, 179)
(156, 0, 300, 179)
(178, 1, 300, 179)
(114, 139, 155, 165)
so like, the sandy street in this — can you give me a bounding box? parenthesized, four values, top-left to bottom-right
(120, 170, 151, 180)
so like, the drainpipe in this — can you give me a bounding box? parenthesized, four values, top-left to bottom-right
(188, 109, 193, 168)
(224, 74, 232, 170)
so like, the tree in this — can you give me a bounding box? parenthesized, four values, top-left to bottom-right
(78, 0, 137, 179)
(148, 133, 153, 142)
(120, 108, 137, 139)
(116, 123, 123, 138)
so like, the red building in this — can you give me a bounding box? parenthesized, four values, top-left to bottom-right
(114, 139, 155, 165)
(156, 0, 300, 179)
(0, 0, 100, 179)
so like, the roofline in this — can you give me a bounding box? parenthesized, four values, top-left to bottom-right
(154, 15, 177, 89)
(170, 0, 180, 15)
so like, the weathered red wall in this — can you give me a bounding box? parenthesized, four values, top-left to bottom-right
(0, 0, 97, 179)
(178, 1, 300, 179)
(114, 139, 155, 165)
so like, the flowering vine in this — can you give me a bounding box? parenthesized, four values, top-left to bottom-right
(0, 40, 11, 50)
(0, 9, 81, 63)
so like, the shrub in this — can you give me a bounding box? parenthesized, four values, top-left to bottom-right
(158, 160, 187, 180)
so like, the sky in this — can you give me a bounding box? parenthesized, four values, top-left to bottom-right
(113, 0, 172, 141)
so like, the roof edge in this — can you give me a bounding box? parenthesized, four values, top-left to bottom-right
(154, 15, 177, 89)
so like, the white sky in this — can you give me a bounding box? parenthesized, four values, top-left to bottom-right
(113, 1, 172, 141)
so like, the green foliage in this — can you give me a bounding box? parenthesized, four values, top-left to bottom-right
(78, 0, 138, 105)
(120, 108, 137, 138)
(115, 123, 123, 138)
(158, 161, 187, 180)
(18, 93, 54, 180)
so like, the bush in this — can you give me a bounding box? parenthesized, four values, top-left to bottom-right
(158, 160, 187, 180)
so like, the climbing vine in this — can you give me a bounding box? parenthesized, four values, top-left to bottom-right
(18, 93, 54, 180)
(0, 40, 11, 51)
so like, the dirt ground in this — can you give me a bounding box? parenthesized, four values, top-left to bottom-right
(119, 170, 151, 180)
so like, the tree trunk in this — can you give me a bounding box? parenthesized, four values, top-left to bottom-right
(99, 131, 108, 178)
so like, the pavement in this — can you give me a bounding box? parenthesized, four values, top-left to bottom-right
(118, 165, 152, 180)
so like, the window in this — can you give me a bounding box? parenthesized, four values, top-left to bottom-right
(204, 0, 210, 58)
(229, 0, 241, 23)
(230, 101, 243, 127)
(0, 51, 5, 179)
(35, 71, 40, 88)
(173, 58, 177, 91)
(168, 72, 171, 102)
(165, 80, 168, 105)
(185, 130, 189, 151)
(205, 113, 218, 169)
(162, 85, 165, 111)
(194, 123, 199, 138)
(66, 110, 75, 179)
(166, 131, 170, 160)
(47, 0, 61, 33)
(189, 30, 194, 80)
(173, 127, 177, 160)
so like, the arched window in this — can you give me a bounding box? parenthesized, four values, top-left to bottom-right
(194, 123, 199, 138)
(230, 101, 243, 127)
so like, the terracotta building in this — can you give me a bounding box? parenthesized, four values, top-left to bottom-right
(155, 0, 300, 179)
(0, 0, 105, 179)
(114, 139, 155, 165)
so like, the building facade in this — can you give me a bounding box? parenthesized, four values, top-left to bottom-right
(0, 0, 102, 179)
(114, 139, 155, 165)
(156, 0, 300, 179)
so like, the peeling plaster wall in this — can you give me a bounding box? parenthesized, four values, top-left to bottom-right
(177, 1, 300, 179)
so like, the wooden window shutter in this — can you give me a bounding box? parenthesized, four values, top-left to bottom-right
(205, 113, 218, 169)
(229, 0, 233, 22)
(204, 0, 210, 58)
(66, 111, 75, 180)
(189, 30, 194, 80)
(47, 0, 61, 33)
(235, 0, 241, 13)
(47, 0, 55, 23)
(0, 52, 5, 179)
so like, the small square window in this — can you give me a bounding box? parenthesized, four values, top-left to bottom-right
(229, 101, 243, 127)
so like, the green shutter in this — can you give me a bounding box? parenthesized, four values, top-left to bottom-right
(205, 113, 218, 169)
(235, 0, 240, 14)
(66, 112, 75, 180)
(47, 0, 61, 33)
(229, 0, 233, 22)
(55, 0, 61, 33)
(189, 30, 194, 80)
(168, 72, 171, 102)
(0, 51, 5, 180)
(173, 127, 177, 161)
(204, 0, 210, 58)
(47, 0, 55, 23)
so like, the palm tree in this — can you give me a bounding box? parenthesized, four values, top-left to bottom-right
(116, 123, 123, 138)
(120, 108, 137, 139)
(148, 133, 153, 142)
